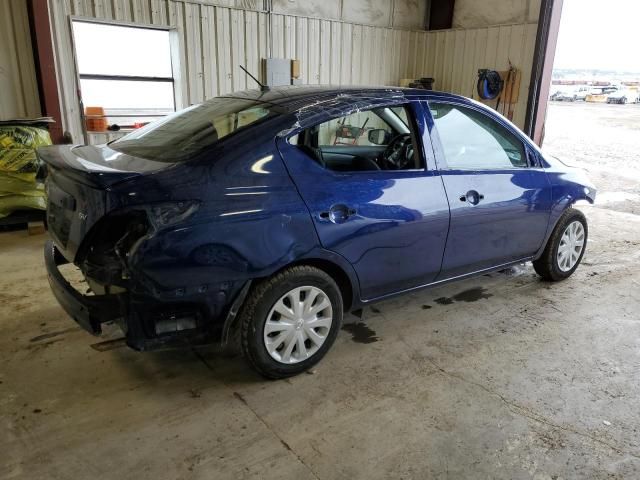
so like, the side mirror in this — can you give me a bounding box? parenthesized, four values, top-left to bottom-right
(368, 129, 390, 145)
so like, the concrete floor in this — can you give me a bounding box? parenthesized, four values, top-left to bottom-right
(543, 101, 640, 217)
(2, 103, 640, 479)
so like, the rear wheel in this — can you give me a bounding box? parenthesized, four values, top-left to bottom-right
(239, 266, 343, 379)
(533, 208, 588, 281)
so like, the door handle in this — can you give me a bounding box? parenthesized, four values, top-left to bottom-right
(459, 190, 484, 205)
(319, 204, 356, 223)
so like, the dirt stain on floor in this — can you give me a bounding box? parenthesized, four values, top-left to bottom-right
(90, 338, 127, 352)
(435, 297, 454, 305)
(29, 327, 78, 343)
(453, 287, 493, 302)
(26, 338, 64, 352)
(435, 287, 493, 306)
(342, 322, 379, 344)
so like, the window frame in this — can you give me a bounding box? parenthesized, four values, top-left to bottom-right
(426, 100, 534, 172)
(287, 102, 428, 175)
(69, 17, 181, 140)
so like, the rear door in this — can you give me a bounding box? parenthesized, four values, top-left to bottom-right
(425, 101, 553, 279)
(277, 101, 450, 300)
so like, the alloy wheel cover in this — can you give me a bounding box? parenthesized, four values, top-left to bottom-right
(557, 220, 585, 272)
(263, 286, 333, 364)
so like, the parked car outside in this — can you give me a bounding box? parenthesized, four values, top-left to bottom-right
(607, 89, 640, 104)
(549, 88, 563, 101)
(555, 86, 590, 101)
(40, 86, 596, 378)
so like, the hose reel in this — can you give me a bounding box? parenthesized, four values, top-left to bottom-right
(477, 69, 504, 100)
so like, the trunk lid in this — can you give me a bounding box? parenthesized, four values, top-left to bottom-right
(39, 144, 172, 262)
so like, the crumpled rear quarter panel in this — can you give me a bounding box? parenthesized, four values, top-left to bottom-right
(115, 124, 320, 329)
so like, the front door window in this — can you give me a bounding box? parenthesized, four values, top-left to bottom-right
(429, 103, 527, 170)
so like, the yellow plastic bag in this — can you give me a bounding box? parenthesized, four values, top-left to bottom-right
(0, 125, 51, 217)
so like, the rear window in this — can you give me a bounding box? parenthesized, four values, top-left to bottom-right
(110, 98, 279, 162)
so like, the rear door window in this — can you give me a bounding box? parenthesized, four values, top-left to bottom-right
(314, 109, 396, 147)
(292, 105, 424, 172)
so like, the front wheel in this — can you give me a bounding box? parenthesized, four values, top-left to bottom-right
(239, 266, 343, 379)
(533, 208, 588, 281)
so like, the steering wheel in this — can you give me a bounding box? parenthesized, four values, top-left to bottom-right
(381, 133, 414, 170)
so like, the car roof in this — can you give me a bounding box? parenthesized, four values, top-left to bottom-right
(218, 85, 469, 133)
(219, 85, 466, 112)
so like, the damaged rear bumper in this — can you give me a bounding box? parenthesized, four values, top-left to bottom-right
(44, 240, 123, 334)
(45, 240, 244, 350)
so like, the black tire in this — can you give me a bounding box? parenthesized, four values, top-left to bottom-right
(533, 208, 588, 281)
(239, 265, 343, 379)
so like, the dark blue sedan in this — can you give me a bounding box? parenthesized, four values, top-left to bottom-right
(41, 86, 596, 378)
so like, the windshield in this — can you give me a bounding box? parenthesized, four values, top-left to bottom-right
(110, 97, 280, 162)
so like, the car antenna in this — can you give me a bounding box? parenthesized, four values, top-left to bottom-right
(239, 65, 269, 92)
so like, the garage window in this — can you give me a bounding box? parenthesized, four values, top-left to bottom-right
(71, 20, 175, 127)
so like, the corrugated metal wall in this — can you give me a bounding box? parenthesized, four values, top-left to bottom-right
(49, 0, 537, 142)
(0, 0, 41, 120)
(416, 23, 538, 128)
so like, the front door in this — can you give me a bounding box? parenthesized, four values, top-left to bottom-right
(426, 101, 553, 279)
(278, 102, 450, 300)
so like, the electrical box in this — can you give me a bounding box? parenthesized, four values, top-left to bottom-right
(264, 58, 292, 87)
